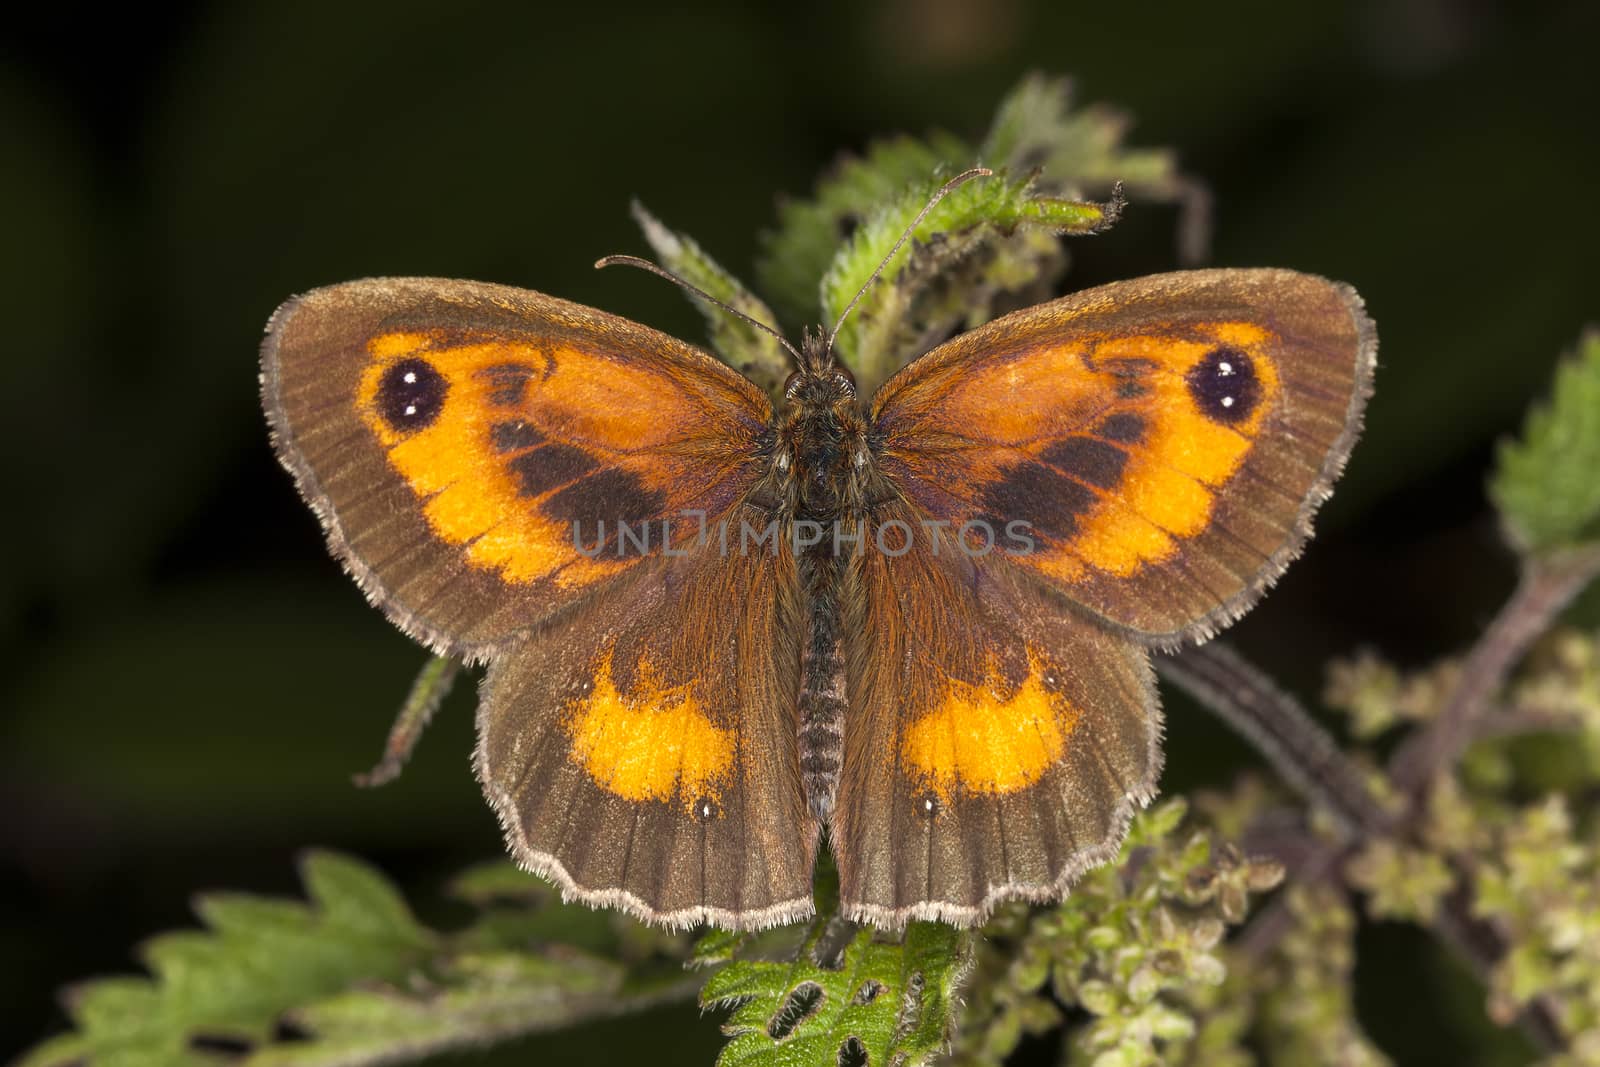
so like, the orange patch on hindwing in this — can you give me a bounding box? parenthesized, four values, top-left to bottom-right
(900, 654, 1081, 802)
(564, 649, 733, 812)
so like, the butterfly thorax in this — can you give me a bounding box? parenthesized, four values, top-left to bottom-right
(774, 338, 870, 524)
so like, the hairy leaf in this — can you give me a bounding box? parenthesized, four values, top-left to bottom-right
(629, 201, 792, 402)
(1492, 328, 1600, 554)
(18, 853, 696, 1067)
(698, 860, 970, 1067)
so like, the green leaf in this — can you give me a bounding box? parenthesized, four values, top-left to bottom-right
(702, 922, 969, 1067)
(756, 73, 1194, 399)
(1491, 328, 1600, 554)
(758, 133, 971, 323)
(819, 170, 1119, 395)
(982, 74, 1207, 265)
(982, 74, 1185, 198)
(630, 201, 793, 401)
(20, 852, 431, 1066)
(240, 950, 693, 1067)
(699, 861, 971, 1067)
(19, 852, 697, 1067)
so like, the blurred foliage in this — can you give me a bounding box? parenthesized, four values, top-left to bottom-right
(1324, 613, 1600, 1060)
(7, 4, 1600, 1065)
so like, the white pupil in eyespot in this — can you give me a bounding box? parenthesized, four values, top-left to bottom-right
(1221, 396, 1235, 408)
(1218, 361, 1234, 376)
(403, 371, 417, 384)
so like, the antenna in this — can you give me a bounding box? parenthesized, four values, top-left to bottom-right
(594, 254, 802, 364)
(823, 166, 993, 354)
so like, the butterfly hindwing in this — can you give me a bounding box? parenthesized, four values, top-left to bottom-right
(870, 268, 1376, 644)
(262, 276, 772, 659)
(832, 503, 1161, 926)
(475, 530, 815, 929)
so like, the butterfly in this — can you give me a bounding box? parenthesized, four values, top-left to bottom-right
(261, 178, 1375, 931)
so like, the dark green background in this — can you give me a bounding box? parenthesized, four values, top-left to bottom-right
(3, 0, 1595, 1062)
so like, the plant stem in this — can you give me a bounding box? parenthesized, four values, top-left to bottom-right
(1157, 643, 1395, 838)
(1388, 546, 1600, 798)
(354, 655, 462, 787)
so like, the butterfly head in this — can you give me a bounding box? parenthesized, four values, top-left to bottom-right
(783, 329, 857, 410)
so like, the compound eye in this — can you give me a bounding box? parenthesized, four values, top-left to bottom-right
(783, 370, 804, 401)
(832, 364, 856, 396)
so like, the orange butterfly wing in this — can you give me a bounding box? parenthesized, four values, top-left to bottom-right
(263, 277, 771, 658)
(830, 269, 1373, 924)
(265, 278, 815, 926)
(870, 268, 1376, 644)
(834, 502, 1161, 926)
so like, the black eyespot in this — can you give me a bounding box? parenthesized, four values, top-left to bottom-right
(376, 358, 447, 432)
(1185, 345, 1262, 425)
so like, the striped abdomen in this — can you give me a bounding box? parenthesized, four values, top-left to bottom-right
(798, 543, 847, 821)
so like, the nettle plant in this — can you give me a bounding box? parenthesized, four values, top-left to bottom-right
(23, 76, 1600, 1067)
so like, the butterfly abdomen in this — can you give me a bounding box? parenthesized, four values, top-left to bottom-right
(797, 546, 847, 821)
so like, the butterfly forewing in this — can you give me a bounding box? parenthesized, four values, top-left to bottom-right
(262, 277, 772, 659)
(870, 268, 1376, 644)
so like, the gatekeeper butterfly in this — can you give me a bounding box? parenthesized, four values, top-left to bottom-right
(262, 173, 1375, 930)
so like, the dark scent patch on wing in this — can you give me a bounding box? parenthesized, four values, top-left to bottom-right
(977, 461, 1096, 541)
(1185, 345, 1261, 425)
(489, 419, 546, 453)
(1039, 436, 1129, 490)
(477, 362, 538, 407)
(375, 358, 447, 432)
(1094, 412, 1147, 444)
(1091, 355, 1156, 401)
(543, 467, 669, 528)
(507, 443, 600, 498)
